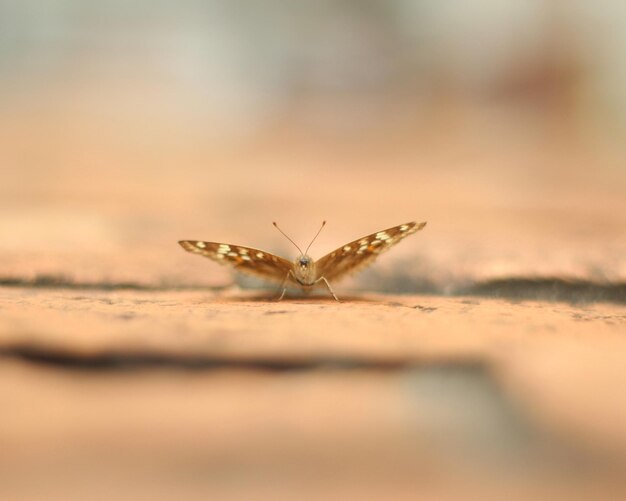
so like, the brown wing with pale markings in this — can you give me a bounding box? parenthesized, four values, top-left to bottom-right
(314, 221, 426, 282)
(178, 241, 293, 283)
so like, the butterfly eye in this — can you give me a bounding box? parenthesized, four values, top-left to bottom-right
(299, 258, 309, 266)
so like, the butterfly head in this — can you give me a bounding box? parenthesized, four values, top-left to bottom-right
(298, 255, 312, 268)
(294, 254, 316, 285)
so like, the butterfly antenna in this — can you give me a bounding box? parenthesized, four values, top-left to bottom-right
(305, 220, 326, 254)
(273, 222, 304, 254)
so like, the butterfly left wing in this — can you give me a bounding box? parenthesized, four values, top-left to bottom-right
(178, 241, 293, 284)
(314, 221, 426, 282)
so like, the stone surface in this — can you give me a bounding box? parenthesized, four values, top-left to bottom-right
(1, 287, 625, 501)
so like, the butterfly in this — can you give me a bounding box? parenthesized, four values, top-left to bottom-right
(179, 220, 426, 301)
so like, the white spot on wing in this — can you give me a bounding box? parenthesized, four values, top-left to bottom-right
(256, 252, 264, 258)
(196, 242, 206, 249)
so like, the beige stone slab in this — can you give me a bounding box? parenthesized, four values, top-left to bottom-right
(1, 287, 625, 501)
(1, 288, 623, 364)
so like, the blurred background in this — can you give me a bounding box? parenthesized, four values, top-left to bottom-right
(1, 3, 626, 501)
(1, 0, 624, 293)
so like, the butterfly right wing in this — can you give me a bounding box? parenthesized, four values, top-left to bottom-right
(315, 221, 426, 282)
(178, 241, 293, 284)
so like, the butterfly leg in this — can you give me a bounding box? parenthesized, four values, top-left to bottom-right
(315, 276, 340, 302)
(277, 270, 296, 301)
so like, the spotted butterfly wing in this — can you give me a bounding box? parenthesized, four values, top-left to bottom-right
(178, 241, 292, 283)
(314, 221, 426, 282)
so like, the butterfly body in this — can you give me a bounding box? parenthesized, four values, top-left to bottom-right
(179, 220, 426, 301)
(294, 255, 316, 285)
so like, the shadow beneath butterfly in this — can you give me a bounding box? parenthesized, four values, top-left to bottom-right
(218, 290, 380, 304)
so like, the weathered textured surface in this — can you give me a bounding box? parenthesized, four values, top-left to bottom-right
(1, 287, 625, 501)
